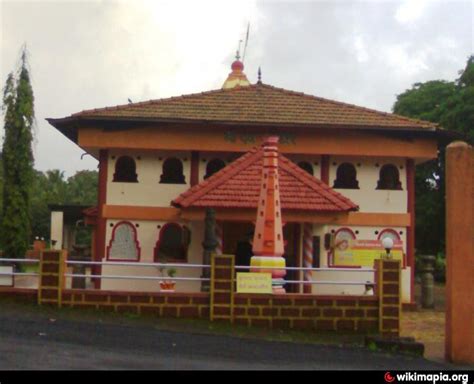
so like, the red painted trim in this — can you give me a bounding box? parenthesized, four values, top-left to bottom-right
(334, 226, 357, 239)
(106, 221, 141, 261)
(377, 228, 402, 241)
(190, 151, 199, 186)
(153, 223, 189, 263)
(406, 158, 416, 304)
(328, 227, 358, 268)
(321, 155, 330, 185)
(95, 149, 108, 288)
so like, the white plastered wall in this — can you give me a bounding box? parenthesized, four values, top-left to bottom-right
(50, 211, 64, 250)
(197, 153, 322, 183)
(286, 154, 321, 179)
(106, 150, 192, 207)
(329, 156, 407, 213)
(198, 152, 237, 183)
(305, 224, 411, 302)
(98, 219, 204, 292)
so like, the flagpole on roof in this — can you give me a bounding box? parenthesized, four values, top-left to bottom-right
(242, 22, 250, 64)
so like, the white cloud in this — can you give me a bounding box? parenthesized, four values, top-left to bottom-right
(0, 0, 472, 176)
(383, 43, 429, 76)
(395, 0, 429, 24)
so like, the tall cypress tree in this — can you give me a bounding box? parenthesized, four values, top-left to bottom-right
(1, 48, 35, 259)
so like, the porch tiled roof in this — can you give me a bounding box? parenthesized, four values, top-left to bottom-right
(82, 206, 98, 217)
(63, 83, 436, 130)
(172, 146, 358, 212)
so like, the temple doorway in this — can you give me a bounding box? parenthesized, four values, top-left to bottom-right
(222, 221, 301, 292)
(283, 223, 301, 293)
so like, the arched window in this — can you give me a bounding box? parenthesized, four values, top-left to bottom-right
(154, 223, 191, 262)
(160, 158, 186, 184)
(297, 161, 314, 176)
(107, 221, 140, 261)
(333, 163, 359, 189)
(113, 156, 138, 182)
(377, 164, 402, 190)
(377, 228, 401, 242)
(204, 158, 226, 179)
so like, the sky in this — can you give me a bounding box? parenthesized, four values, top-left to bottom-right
(1, 0, 473, 177)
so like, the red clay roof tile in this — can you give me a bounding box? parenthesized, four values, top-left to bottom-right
(172, 145, 358, 212)
(64, 83, 436, 130)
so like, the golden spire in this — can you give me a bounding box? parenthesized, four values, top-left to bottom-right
(222, 51, 251, 89)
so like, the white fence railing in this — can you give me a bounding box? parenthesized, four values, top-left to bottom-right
(0, 257, 376, 293)
(0, 258, 40, 288)
(65, 260, 211, 282)
(235, 265, 376, 286)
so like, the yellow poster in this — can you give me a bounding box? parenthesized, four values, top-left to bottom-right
(333, 239, 404, 267)
(236, 273, 272, 294)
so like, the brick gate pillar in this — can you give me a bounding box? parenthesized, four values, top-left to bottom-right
(375, 259, 401, 337)
(38, 250, 66, 307)
(445, 141, 474, 364)
(210, 254, 235, 322)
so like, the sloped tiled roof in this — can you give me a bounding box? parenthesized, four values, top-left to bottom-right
(82, 206, 98, 217)
(172, 146, 358, 212)
(60, 83, 437, 130)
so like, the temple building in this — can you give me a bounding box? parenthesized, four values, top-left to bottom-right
(47, 58, 441, 305)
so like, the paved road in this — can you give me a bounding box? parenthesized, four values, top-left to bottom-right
(0, 303, 460, 370)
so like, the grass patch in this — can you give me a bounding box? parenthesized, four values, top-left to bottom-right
(21, 263, 39, 273)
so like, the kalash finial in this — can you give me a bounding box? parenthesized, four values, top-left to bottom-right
(222, 44, 250, 89)
(257, 66, 262, 84)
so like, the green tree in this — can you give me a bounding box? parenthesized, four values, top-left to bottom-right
(393, 55, 474, 261)
(0, 152, 3, 214)
(1, 48, 35, 259)
(441, 56, 474, 144)
(393, 80, 456, 123)
(29, 169, 98, 241)
(65, 170, 98, 205)
(30, 170, 68, 241)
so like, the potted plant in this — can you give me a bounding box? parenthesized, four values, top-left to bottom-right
(158, 259, 177, 292)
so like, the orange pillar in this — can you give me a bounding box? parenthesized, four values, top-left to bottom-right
(445, 141, 474, 364)
(94, 149, 108, 289)
(251, 136, 286, 293)
(406, 158, 416, 304)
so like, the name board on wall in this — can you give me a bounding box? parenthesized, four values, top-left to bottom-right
(334, 239, 404, 267)
(224, 131, 297, 146)
(236, 273, 272, 294)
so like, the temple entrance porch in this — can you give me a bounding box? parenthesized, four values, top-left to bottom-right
(220, 220, 304, 293)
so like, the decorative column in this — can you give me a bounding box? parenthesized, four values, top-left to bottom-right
(303, 223, 313, 294)
(420, 255, 435, 309)
(201, 208, 218, 292)
(250, 136, 286, 294)
(215, 222, 223, 255)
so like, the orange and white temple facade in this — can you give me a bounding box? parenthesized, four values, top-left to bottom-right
(47, 59, 441, 304)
